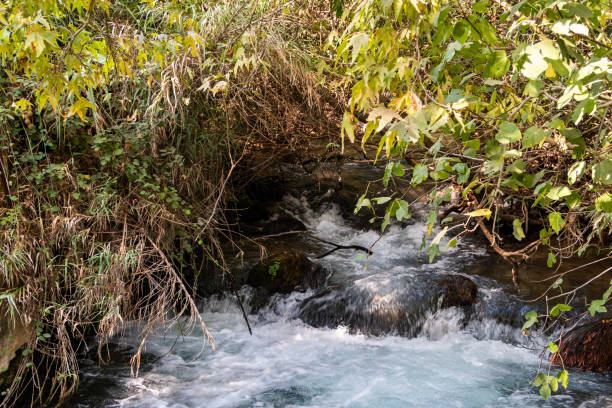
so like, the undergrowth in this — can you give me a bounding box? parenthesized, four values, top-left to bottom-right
(0, 0, 338, 405)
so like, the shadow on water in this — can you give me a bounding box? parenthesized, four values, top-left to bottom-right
(70, 163, 612, 408)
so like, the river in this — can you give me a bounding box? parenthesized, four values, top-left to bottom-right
(72, 183, 612, 408)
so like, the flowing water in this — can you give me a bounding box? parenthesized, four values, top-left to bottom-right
(73, 196, 612, 408)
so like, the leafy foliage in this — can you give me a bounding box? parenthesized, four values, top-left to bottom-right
(333, 0, 612, 399)
(0, 0, 333, 405)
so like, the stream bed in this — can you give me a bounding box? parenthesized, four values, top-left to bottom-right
(72, 189, 612, 408)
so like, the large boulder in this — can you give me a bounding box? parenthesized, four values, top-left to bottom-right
(551, 320, 612, 372)
(298, 273, 477, 337)
(247, 250, 327, 294)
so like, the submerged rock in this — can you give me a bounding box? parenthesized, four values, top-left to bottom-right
(551, 320, 612, 372)
(298, 273, 477, 337)
(434, 275, 478, 308)
(247, 250, 327, 294)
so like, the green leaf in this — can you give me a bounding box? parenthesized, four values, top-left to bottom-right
(592, 159, 612, 185)
(567, 161, 586, 185)
(565, 192, 581, 209)
(539, 383, 551, 400)
(557, 370, 569, 390)
(341, 112, 355, 144)
(547, 252, 557, 268)
(522, 126, 546, 149)
(522, 310, 538, 330)
(452, 20, 470, 44)
(457, 167, 470, 184)
(524, 80, 544, 97)
(548, 212, 564, 234)
(602, 286, 612, 302)
(548, 58, 570, 77)
(427, 243, 441, 263)
(484, 50, 510, 78)
(411, 164, 428, 185)
(571, 98, 596, 125)
(534, 373, 546, 387)
(395, 199, 411, 221)
(381, 214, 391, 232)
(546, 186, 572, 201)
(392, 163, 406, 177)
(496, 122, 521, 144)
(331, 0, 343, 16)
(484, 79, 504, 87)
(588, 299, 607, 317)
(549, 376, 559, 392)
(550, 303, 571, 317)
(473, 1, 489, 13)
(595, 193, 612, 213)
(512, 219, 525, 241)
(565, 2, 593, 18)
(485, 139, 503, 159)
(506, 159, 525, 174)
(384, 162, 405, 186)
(548, 342, 559, 353)
(463, 139, 480, 151)
(354, 195, 372, 214)
(373, 196, 392, 205)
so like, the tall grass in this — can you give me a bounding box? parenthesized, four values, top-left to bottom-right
(0, 0, 338, 405)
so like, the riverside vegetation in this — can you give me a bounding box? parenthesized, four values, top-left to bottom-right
(0, 0, 611, 406)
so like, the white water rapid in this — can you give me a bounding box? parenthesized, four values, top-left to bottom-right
(73, 200, 612, 408)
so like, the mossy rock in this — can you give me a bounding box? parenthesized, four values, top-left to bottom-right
(551, 320, 612, 372)
(247, 250, 327, 294)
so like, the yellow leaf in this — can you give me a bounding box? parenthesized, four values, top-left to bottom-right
(37, 93, 49, 113)
(437, 87, 444, 104)
(466, 208, 492, 220)
(341, 112, 355, 144)
(367, 107, 401, 133)
(545, 62, 556, 78)
(13, 98, 32, 112)
(450, 98, 469, 111)
(69, 98, 96, 122)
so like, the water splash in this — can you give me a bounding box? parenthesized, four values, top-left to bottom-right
(72, 197, 612, 408)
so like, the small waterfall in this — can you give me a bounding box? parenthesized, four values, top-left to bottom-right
(71, 190, 612, 408)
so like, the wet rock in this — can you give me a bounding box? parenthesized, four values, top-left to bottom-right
(248, 287, 273, 312)
(434, 275, 478, 308)
(247, 250, 327, 294)
(298, 273, 478, 337)
(0, 316, 29, 390)
(551, 320, 612, 372)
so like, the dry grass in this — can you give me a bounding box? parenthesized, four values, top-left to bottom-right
(0, 0, 340, 406)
